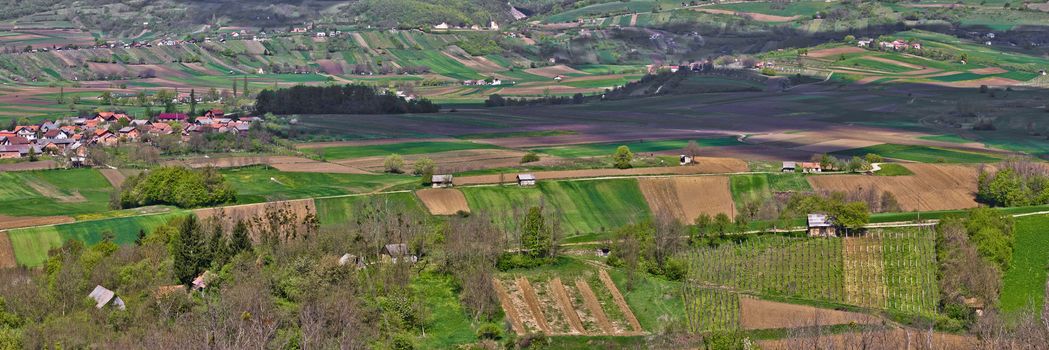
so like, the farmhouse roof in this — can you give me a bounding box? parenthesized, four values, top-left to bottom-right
(807, 214, 833, 228)
(517, 174, 536, 181)
(43, 129, 65, 138)
(782, 161, 796, 169)
(157, 113, 188, 121)
(431, 174, 453, 183)
(800, 162, 821, 169)
(6, 136, 29, 145)
(118, 127, 136, 133)
(382, 243, 409, 257)
(88, 285, 126, 310)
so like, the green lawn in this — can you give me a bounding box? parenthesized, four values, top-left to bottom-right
(873, 163, 915, 176)
(308, 141, 499, 160)
(0, 168, 114, 217)
(832, 144, 999, 163)
(1001, 214, 1049, 313)
(461, 178, 651, 237)
(221, 166, 416, 203)
(315, 192, 424, 228)
(7, 212, 184, 267)
(534, 137, 742, 158)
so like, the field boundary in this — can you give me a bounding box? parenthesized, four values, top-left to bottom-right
(575, 278, 615, 334)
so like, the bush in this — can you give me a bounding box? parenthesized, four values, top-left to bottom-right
(476, 323, 502, 340)
(612, 145, 633, 169)
(520, 152, 540, 164)
(116, 166, 235, 209)
(384, 154, 405, 174)
(496, 253, 549, 271)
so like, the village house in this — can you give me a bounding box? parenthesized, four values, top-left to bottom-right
(156, 113, 188, 122)
(801, 162, 822, 173)
(807, 214, 837, 237)
(381, 243, 417, 263)
(431, 174, 454, 188)
(149, 122, 173, 135)
(517, 173, 536, 186)
(118, 126, 140, 141)
(88, 285, 126, 310)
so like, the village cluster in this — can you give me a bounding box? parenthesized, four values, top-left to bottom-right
(0, 110, 256, 160)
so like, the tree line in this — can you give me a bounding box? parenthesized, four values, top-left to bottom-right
(255, 84, 439, 115)
(112, 166, 236, 209)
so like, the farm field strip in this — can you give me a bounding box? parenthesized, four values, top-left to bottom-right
(0, 232, 14, 268)
(738, 296, 878, 330)
(639, 176, 735, 223)
(415, 188, 470, 215)
(454, 158, 748, 185)
(575, 278, 616, 334)
(516, 277, 553, 334)
(843, 235, 888, 308)
(598, 269, 643, 333)
(492, 278, 528, 335)
(549, 278, 586, 334)
(1001, 214, 1049, 312)
(808, 164, 978, 212)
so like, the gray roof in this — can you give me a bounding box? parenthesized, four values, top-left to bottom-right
(782, 161, 796, 168)
(432, 174, 453, 183)
(383, 243, 409, 257)
(88, 285, 125, 310)
(517, 174, 536, 181)
(807, 214, 833, 227)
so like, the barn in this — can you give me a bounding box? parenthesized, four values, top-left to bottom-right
(807, 214, 836, 237)
(517, 173, 536, 186)
(431, 174, 454, 188)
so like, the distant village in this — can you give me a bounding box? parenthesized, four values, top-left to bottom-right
(0, 110, 257, 162)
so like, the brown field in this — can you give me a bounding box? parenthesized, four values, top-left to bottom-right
(295, 138, 459, 149)
(99, 169, 127, 188)
(268, 161, 370, 174)
(692, 8, 800, 22)
(0, 214, 74, 231)
(598, 269, 643, 333)
(809, 46, 866, 58)
(524, 65, 588, 78)
(968, 67, 1009, 75)
(517, 277, 552, 333)
(164, 156, 316, 168)
(575, 278, 615, 334)
(794, 139, 883, 153)
(740, 297, 879, 330)
(0, 160, 58, 171)
(416, 188, 470, 215)
(335, 148, 559, 174)
(862, 56, 924, 69)
(0, 232, 13, 268)
(758, 328, 977, 350)
(454, 157, 748, 185)
(639, 176, 734, 223)
(194, 199, 316, 241)
(843, 236, 888, 308)
(443, 49, 505, 72)
(807, 164, 979, 211)
(315, 59, 344, 75)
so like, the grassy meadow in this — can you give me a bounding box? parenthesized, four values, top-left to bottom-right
(310, 141, 500, 160)
(832, 144, 999, 163)
(534, 137, 742, 158)
(0, 168, 113, 217)
(1000, 214, 1049, 313)
(7, 212, 184, 267)
(221, 166, 416, 203)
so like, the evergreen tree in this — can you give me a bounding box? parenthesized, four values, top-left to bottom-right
(208, 224, 227, 268)
(173, 215, 208, 285)
(521, 207, 551, 258)
(228, 219, 252, 255)
(189, 89, 197, 116)
(135, 229, 146, 246)
(242, 77, 249, 96)
(232, 79, 237, 98)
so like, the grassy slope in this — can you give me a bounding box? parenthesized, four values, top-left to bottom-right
(1001, 214, 1049, 313)
(310, 141, 499, 160)
(314, 192, 423, 228)
(730, 173, 811, 209)
(0, 168, 113, 217)
(221, 166, 415, 203)
(832, 144, 999, 163)
(8, 212, 184, 267)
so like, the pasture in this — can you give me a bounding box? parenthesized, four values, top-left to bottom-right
(308, 140, 500, 160)
(1000, 214, 1049, 313)
(314, 192, 424, 228)
(832, 144, 999, 163)
(7, 212, 184, 267)
(220, 166, 416, 203)
(534, 137, 742, 158)
(0, 168, 113, 217)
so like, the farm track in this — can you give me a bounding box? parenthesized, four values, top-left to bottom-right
(598, 269, 643, 333)
(575, 278, 615, 334)
(549, 278, 586, 334)
(492, 278, 527, 335)
(0, 232, 15, 268)
(516, 277, 552, 334)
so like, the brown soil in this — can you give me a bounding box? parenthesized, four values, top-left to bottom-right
(0, 232, 16, 268)
(598, 269, 643, 333)
(808, 47, 866, 58)
(524, 65, 588, 78)
(164, 156, 316, 168)
(639, 176, 734, 223)
(0, 215, 74, 230)
(692, 8, 800, 22)
(968, 67, 1009, 75)
(194, 199, 316, 242)
(26, 180, 84, 203)
(268, 161, 371, 174)
(99, 169, 127, 188)
(516, 277, 552, 334)
(758, 328, 977, 350)
(316, 59, 344, 75)
(740, 297, 879, 330)
(862, 56, 924, 70)
(808, 164, 979, 211)
(0, 160, 58, 171)
(493, 278, 528, 335)
(416, 188, 470, 215)
(794, 139, 883, 153)
(628, 13, 639, 26)
(843, 236, 887, 308)
(442, 49, 505, 73)
(575, 278, 615, 334)
(454, 158, 748, 185)
(549, 278, 586, 334)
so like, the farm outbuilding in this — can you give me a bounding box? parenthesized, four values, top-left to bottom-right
(782, 161, 796, 172)
(680, 155, 693, 165)
(88, 285, 126, 310)
(382, 243, 418, 263)
(431, 174, 453, 188)
(517, 173, 536, 186)
(339, 253, 366, 269)
(807, 214, 836, 237)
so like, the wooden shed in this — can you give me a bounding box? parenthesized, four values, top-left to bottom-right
(517, 173, 536, 186)
(807, 214, 837, 237)
(431, 174, 453, 188)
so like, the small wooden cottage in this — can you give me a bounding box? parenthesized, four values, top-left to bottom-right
(88, 285, 126, 310)
(431, 175, 453, 188)
(782, 161, 797, 172)
(807, 214, 836, 237)
(517, 173, 536, 186)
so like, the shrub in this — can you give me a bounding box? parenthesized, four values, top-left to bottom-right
(612, 145, 633, 169)
(116, 166, 235, 209)
(384, 154, 405, 173)
(520, 152, 540, 164)
(476, 323, 502, 340)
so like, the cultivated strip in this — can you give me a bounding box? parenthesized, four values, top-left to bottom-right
(0, 232, 15, 268)
(575, 278, 614, 334)
(516, 277, 552, 334)
(549, 278, 586, 334)
(598, 269, 643, 333)
(492, 278, 527, 335)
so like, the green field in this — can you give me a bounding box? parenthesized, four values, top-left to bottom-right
(729, 173, 811, 209)
(708, 1, 833, 17)
(221, 166, 416, 203)
(309, 141, 499, 160)
(832, 144, 999, 163)
(0, 168, 114, 217)
(315, 192, 424, 228)
(461, 178, 650, 236)
(918, 134, 972, 144)
(1000, 214, 1049, 313)
(546, 1, 657, 22)
(534, 137, 742, 158)
(873, 163, 915, 176)
(7, 212, 184, 267)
